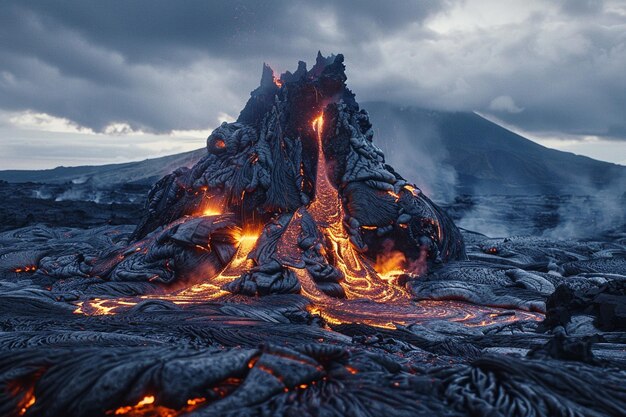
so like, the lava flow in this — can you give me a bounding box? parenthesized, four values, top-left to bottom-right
(304, 113, 408, 302)
(291, 112, 424, 326)
(71, 54, 542, 328)
(73, 112, 541, 328)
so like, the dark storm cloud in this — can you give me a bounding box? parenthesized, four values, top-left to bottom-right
(0, 0, 624, 141)
(2, 0, 447, 64)
(0, 0, 451, 131)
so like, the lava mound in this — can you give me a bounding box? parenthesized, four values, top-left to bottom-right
(92, 52, 465, 302)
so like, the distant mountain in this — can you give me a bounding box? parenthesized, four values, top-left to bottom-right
(365, 102, 626, 196)
(0, 149, 206, 186)
(1, 103, 624, 197)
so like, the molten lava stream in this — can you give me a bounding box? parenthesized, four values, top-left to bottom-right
(72, 229, 261, 315)
(296, 114, 544, 329)
(172, 228, 260, 302)
(294, 264, 543, 329)
(308, 114, 407, 304)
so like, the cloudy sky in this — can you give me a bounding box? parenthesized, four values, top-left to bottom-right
(1, 0, 624, 169)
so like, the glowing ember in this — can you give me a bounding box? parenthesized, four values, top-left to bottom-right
(18, 389, 35, 416)
(186, 398, 206, 406)
(13, 265, 37, 273)
(387, 190, 400, 201)
(214, 138, 226, 149)
(201, 208, 222, 216)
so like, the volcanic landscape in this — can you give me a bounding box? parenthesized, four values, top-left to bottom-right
(1, 54, 625, 417)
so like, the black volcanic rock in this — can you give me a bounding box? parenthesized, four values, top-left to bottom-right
(543, 280, 626, 332)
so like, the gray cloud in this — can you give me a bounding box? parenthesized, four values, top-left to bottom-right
(0, 0, 624, 143)
(561, 0, 605, 15)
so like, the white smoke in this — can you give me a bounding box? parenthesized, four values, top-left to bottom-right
(541, 176, 626, 239)
(370, 106, 459, 202)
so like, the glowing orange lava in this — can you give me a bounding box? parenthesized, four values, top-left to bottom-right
(197, 190, 225, 217)
(106, 394, 207, 417)
(306, 112, 408, 302)
(18, 389, 35, 416)
(186, 398, 206, 406)
(110, 395, 154, 415)
(201, 208, 222, 216)
(172, 227, 260, 302)
(14, 265, 37, 273)
(73, 298, 139, 316)
(374, 249, 407, 282)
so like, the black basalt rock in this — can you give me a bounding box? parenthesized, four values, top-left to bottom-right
(543, 280, 626, 332)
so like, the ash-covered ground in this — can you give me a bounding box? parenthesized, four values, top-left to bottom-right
(1, 182, 625, 417)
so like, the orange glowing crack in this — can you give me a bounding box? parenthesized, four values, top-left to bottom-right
(186, 397, 206, 406)
(111, 396, 153, 415)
